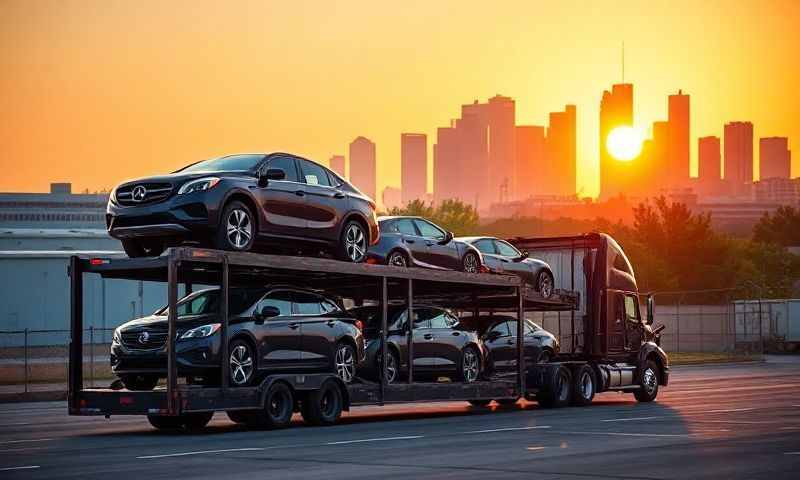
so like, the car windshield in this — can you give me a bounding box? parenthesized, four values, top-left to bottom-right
(178, 154, 264, 173)
(155, 288, 266, 316)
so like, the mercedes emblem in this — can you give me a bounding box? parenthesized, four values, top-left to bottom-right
(138, 331, 150, 344)
(131, 185, 147, 202)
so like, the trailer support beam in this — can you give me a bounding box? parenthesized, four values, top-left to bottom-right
(166, 253, 179, 416)
(380, 276, 388, 404)
(220, 257, 230, 396)
(68, 256, 83, 415)
(407, 278, 414, 385)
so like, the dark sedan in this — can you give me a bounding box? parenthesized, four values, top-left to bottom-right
(458, 236, 555, 297)
(366, 216, 483, 273)
(107, 152, 379, 261)
(349, 305, 486, 383)
(111, 286, 365, 390)
(458, 314, 560, 374)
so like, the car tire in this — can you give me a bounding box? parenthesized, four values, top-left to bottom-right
(301, 380, 343, 426)
(537, 270, 555, 299)
(537, 349, 553, 364)
(214, 200, 256, 252)
(378, 347, 400, 384)
(120, 374, 159, 391)
(247, 382, 294, 430)
(457, 346, 481, 383)
(228, 338, 256, 387)
(570, 364, 596, 406)
(633, 360, 660, 403)
(462, 251, 480, 274)
(338, 220, 368, 263)
(537, 364, 572, 408)
(334, 342, 357, 384)
(387, 250, 409, 268)
(468, 399, 491, 407)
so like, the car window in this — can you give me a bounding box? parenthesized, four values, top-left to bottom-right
(179, 154, 264, 173)
(298, 159, 332, 187)
(624, 295, 639, 324)
(414, 219, 445, 240)
(488, 321, 511, 337)
(473, 239, 496, 255)
(524, 320, 539, 335)
(395, 219, 418, 235)
(293, 292, 324, 315)
(495, 240, 520, 257)
(320, 299, 339, 314)
(428, 310, 455, 329)
(258, 290, 293, 317)
(411, 309, 434, 329)
(266, 156, 299, 182)
(176, 291, 218, 316)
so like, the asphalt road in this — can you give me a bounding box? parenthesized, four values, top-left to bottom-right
(1, 359, 798, 480)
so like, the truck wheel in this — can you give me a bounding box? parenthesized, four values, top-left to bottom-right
(248, 382, 294, 429)
(120, 374, 159, 391)
(570, 365, 596, 406)
(302, 380, 343, 426)
(633, 360, 660, 402)
(537, 365, 572, 408)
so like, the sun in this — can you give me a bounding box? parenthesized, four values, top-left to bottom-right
(606, 126, 643, 161)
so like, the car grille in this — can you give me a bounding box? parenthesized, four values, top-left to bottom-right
(121, 328, 169, 351)
(115, 183, 173, 206)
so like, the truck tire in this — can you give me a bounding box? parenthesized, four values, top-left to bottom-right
(537, 365, 572, 408)
(633, 360, 660, 402)
(570, 364, 596, 406)
(248, 382, 294, 429)
(302, 380, 343, 426)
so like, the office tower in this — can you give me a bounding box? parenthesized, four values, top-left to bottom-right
(698, 136, 722, 196)
(515, 126, 546, 199)
(487, 95, 516, 203)
(759, 137, 791, 180)
(400, 133, 427, 204)
(667, 90, 690, 188)
(459, 101, 490, 207)
(349, 136, 376, 200)
(724, 122, 754, 195)
(546, 105, 577, 196)
(599, 83, 634, 199)
(433, 126, 458, 204)
(329, 155, 346, 179)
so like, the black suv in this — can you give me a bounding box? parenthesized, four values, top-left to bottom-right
(107, 153, 379, 261)
(110, 286, 366, 389)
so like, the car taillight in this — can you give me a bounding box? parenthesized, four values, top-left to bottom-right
(366, 257, 378, 265)
(355, 320, 364, 331)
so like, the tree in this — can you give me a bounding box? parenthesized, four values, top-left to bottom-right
(384, 198, 479, 236)
(753, 206, 800, 247)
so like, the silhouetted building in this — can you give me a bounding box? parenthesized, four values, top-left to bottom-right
(433, 126, 459, 205)
(546, 105, 577, 196)
(599, 83, 633, 199)
(724, 121, 754, 196)
(759, 137, 791, 180)
(0, 183, 108, 229)
(329, 155, 346, 179)
(349, 136, 376, 200)
(487, 95, 517, 203)
(400, 133, 427, 204)
(697, 136, 725, 197)
(382, 186, 402, 211)
(458, 101, 490, 207)
(667, 90, 690, 188)
(515, 125, 546, 199)
(753, 177, 800, 205)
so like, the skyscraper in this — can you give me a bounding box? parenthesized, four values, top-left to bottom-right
(599, 83, 634, 199)
(349, 136, 376, 200)
(667, 90, 690, 188)
(515, 125, 546, 199)
(487, 95, 516, 203)
(329, 155, 346, 179)
(698, 136, 722, 196)
(459, 101, 490, 207)
(400, 133, 427, 204)
(724, 121, 754, 195)
(433, 125, 458, 204)
(546, 105, 577, 196)
(759, 137, 791, 180)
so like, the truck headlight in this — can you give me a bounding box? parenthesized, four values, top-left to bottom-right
(179, 323, 221, 340)
(178, 177, 220, 195)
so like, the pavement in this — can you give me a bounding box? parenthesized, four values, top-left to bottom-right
(0, 360, 798, 479)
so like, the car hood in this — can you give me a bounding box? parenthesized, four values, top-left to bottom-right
(114, 171, 251, 189)
(117, 313, 219, 332)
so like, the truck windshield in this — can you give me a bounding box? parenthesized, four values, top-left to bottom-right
(178, 154, 264, 173)
(155, 288, 266, 317)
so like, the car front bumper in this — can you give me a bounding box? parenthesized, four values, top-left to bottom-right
(110, 335, 221, 377)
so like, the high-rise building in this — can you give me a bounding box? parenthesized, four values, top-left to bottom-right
(546, 105, 577, 196)
(667, 90, 690, 188)
(348, 136, 376, 200)
(400, 133, 427, 205)
(759, 137, 791, 180)
(724, 121, 754, 196)
(599, 83, 634, 199)
(433, 125, 459, 204)
(329, 155, 346, 179)
(697, 136, 724, 197)
(515, 126, 546, 199)
(487, 95, 516, 203)
(382, 186, 403, 211)
(459, 101, 490, 207)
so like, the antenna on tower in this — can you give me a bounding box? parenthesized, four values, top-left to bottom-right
(621, 41, 625, 83)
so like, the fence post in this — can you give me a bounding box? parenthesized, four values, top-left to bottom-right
(24, 328, 29, 394)
(89, 326, 94, 388)
(676, 296, 682, 352)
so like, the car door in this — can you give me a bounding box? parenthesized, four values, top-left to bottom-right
(297, 159, 347, 242)
(426, 308, 465, 371)
(252, 156, 307, 238)
(413, 219, 458, 269)
(623, 294, 644, 353)
(484, 320, 514, 372)
(494, 239, 531, 281)
(407, 308, 437, 371)
(473, 239, 504, 273)
(294, 291, 337, 369)
(394, 218, 428, 265)
(253, 290, 303, 370)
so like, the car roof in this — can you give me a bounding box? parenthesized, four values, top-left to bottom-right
(377, 215, 423, 222)
(456, 236, 494, 243)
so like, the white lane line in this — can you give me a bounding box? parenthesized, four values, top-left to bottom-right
(464, 426, 551, 434)
(602, 416, 663, 422)
(673, 383, 800, 395)
(707, 408, 754, 413)
(0, 423, 31, 427)
(0, 466, 40, 472)
(326, 435, 423, 445)
(137, 448, 264, 459)
(552, 430, 689, 438)
(0, 438, 53, 445)
(784, 452, 800, 455)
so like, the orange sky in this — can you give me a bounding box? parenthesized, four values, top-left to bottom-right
(1, 0, 798, 200)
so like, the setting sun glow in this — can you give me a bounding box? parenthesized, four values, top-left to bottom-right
(606, 127, 644, 162)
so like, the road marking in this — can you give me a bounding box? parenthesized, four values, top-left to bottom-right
(784, 452, 800, 455)
(526, 446, 546, 451)
(553, 430, 689, 438)
(0, 422, 31, 427)
(707, 408, 754, 413)
(326, 435, 423, 445)
(602, 416, 663, 422)
(0, 466, 40, 472)
(465, 426, 551, 434)
(692, 419, 773, 425)
(0, 438, 53, 445)
(674, 383, 800, 395)
(137, 448, 264, 459)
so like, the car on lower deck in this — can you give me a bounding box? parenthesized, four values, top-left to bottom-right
(366, 216, 484, 273)
(110, 286, 365, 390)
(107, 152, 379, 262)
(348, 305, 486, 384)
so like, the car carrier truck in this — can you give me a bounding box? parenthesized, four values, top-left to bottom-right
(67, 232, 668, 430)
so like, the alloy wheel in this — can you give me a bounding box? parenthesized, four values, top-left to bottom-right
(384, 352, 398, 383)
(462, 349, 479, 383)
(388, 252, 407, 267)
(345, 224, 366, 262)
(642, 367, 657, 395)
(226, 209, 252, 249)
(579, 371, 594, 399)
(463, 253, 479, 273)
(230, 344, 254, 386)
(335, 345, 355, 383)
(539, 272, 554, 298)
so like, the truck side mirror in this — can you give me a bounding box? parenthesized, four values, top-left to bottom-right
(646, 294, 655, 325)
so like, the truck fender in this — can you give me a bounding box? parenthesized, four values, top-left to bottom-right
(637, 342, 669, 386)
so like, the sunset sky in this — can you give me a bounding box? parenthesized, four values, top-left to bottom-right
(1, 0, 798, 200)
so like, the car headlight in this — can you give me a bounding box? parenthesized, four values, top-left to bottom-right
(178, 177, 220, 195)
(179, 323, 221, 340)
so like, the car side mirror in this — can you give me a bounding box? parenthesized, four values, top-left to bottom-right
(438, 231, 454, 245)
(645, 294, 655, 325)
(485, 331, 501, 342)
(514, 250, 529, 262)
(254, 305, 281, 322)
(258, 168, 286, 187)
